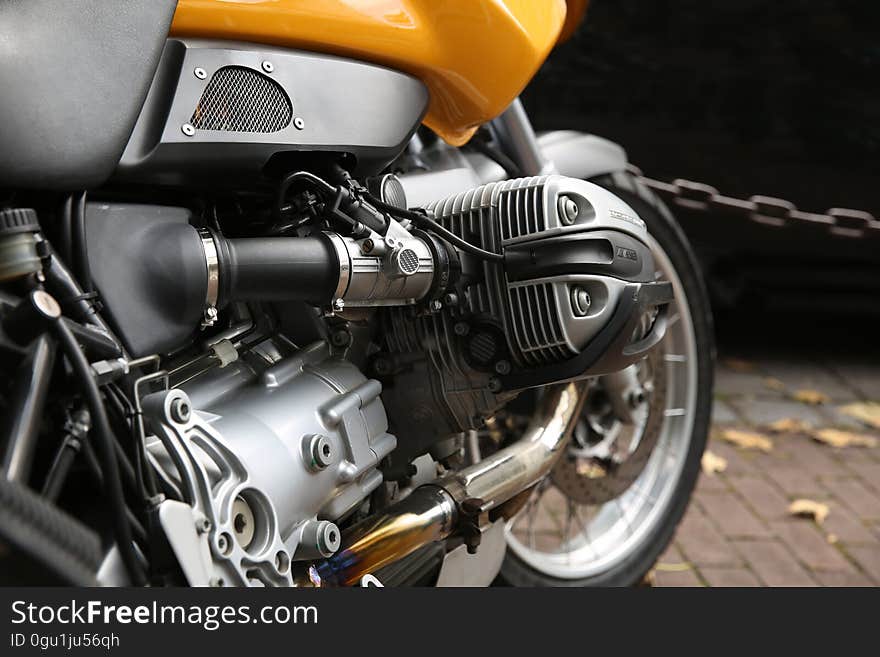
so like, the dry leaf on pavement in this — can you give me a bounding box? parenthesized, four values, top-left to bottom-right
(838, 402, 880, 430)
(721, 429, 774, 452)
(767, 417, 812, 434)
(827, 533, 839, 545)
(701, 450, 728, 475)
(763, 377, 786, 392)
(655, 561, 693, 573)
(793, 389, 831, 405)
(811, 428, 878, 449)
(788, 499, 830, 524)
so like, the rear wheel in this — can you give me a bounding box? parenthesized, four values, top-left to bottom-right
(499, 171, 714, 587)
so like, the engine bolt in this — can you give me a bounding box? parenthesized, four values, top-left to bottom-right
(558, 195, 579, 225)
(428, 300, 442, 313)
(305, 434, 334, 471)
(196, 517, 212, 534)
(331, 298, 345, 313)
(494, 360, 511, 375)
(453, 322, 470, 336)
(488, 377, 502, 393)
(331, 329, 351, 347)
(300, 520, 341, 558)
(209, 577, 225, 587)
(443, 293, 459, 306)
(570, 286, 592, 317)
(362, 238, 375, 254)
(170, 397, 192, 423)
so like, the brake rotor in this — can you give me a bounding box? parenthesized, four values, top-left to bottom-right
(552, 346, 667, 505)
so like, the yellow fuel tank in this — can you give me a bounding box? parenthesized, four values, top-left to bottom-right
(170, 1, 567, 145)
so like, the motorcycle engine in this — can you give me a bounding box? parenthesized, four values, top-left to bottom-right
(91, 173, 669, 584)
(377, 176, 671, 459)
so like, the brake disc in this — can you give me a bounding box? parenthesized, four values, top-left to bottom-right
(552, 346, 667, 505)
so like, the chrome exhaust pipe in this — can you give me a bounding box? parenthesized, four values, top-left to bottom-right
(315, 382, 586, 586)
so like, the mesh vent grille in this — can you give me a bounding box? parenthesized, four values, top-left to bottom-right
(398, 248, 420, 274)
(190, 66, 292, 133)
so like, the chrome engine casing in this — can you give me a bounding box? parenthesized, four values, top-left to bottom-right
(143, 340, 395, 586)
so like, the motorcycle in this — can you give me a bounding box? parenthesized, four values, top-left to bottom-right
(0, 0, 713, 587)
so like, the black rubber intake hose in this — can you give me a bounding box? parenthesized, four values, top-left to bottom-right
(213, 234, 340, 306)
(0, 475, 102, 585)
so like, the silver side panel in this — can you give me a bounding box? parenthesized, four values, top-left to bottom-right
(538, 130, 629, 180)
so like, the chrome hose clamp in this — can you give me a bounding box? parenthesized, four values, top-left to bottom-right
(197, 228, 220, 328)
(323, 231, 351, 303)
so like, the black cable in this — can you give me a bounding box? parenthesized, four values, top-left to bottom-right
(365, 194, 505, 263)
(466, 136, 523, 179)
(58, 195, 74, 266)
(51, 319, 146, 585)
(72, 192, 94, 294)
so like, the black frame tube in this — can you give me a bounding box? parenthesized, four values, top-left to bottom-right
(0, 335, 56, 481)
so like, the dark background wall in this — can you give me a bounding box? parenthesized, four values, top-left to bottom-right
(523, 0, 880, 329)
(523, 0, 880, 216)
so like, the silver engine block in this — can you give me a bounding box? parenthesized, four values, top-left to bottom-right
(142, 341, 395, 586)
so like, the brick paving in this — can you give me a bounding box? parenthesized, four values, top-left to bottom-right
(655, 352, 880, 587)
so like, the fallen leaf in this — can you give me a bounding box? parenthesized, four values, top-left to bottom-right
(721, 429, 774, 452)
(788, 499, 830, 524)
(764, 377, 786, 392)
(767, 417, 812, 434)
(811, 428, 878, 449)
(839, 402, 880, 430)
(723, 358, 755, 373)
(827, 533, 839, 545)
(701, 450, 728, 475)
(793, 389, 831, 405)
(655, 561, 693, 573)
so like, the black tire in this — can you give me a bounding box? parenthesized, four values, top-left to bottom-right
(498, 170, 715, 587)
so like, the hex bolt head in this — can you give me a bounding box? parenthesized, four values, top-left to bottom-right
(194, 67, 207, 80)
(558, 195, 579, 225)
(331, 298, 345, 313)
(261, 60, 274, 73)
(300, 520, 341, 558)
(196, 517, 212, 534)
(305, 434, 334, 471)
(570, 286, 592, 317)
(181, 123, 196, 137)
(170, 397, 192, 423)
(317, 521, 341, 556)
(494, 360, 511, 375)
(362, 238, 375, 254)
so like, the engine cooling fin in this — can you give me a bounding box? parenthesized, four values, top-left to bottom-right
(378, 175, 673, 458)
